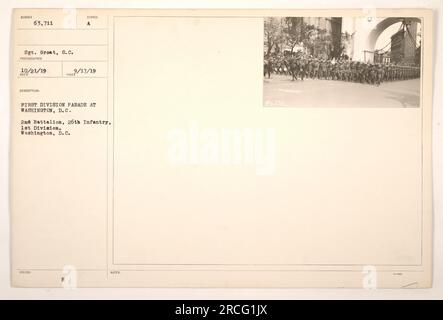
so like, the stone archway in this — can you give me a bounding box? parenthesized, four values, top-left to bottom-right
(366, 17, 421, 53)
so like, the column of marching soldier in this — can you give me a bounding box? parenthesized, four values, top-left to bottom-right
(263, 54, 420, 86)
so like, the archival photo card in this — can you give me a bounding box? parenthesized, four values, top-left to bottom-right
(10, 9, 433, 288)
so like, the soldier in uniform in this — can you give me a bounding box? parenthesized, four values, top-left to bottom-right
(312, 58, 319, 79)
(376, 63, 384, 86)
(288, 55, 298, 81)
(354, 62, 361, 83)
(263, 55, 271, 79)
(340, 61, 346, 81)
(306, 58, 313, 79)
(331, 61, 338, 80)
(320, 59, 327, 79)
(342, 61, 348, 81)
(298, 56, 306, 81)
(368, 63, 377, 85)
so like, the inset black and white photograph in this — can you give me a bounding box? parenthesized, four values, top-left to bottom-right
(263, 17, 422, 107)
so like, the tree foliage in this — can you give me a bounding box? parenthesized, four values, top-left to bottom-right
(264, 17, 345, 59)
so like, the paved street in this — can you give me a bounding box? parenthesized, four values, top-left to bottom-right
(263, 75, 420, 108)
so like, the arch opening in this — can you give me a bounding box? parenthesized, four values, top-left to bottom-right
(367, 17, 421, 55)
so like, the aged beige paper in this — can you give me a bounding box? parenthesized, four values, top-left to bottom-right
(10, 8, 433, 288)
